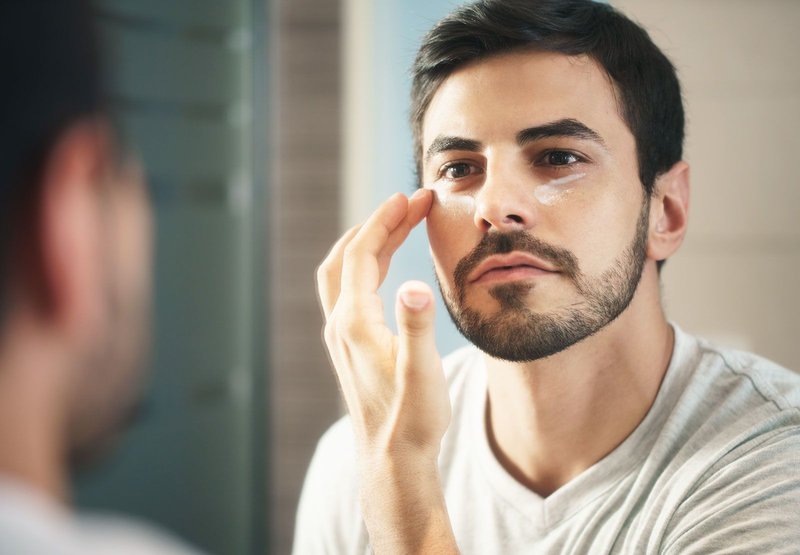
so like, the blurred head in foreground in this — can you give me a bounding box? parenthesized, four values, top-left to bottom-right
(0, 0, 153, 498)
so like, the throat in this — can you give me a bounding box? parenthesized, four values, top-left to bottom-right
(482, 326, 672, 497)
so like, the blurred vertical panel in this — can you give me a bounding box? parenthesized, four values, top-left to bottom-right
(76, 2, 269, 554)
(269, 0, 342, 553)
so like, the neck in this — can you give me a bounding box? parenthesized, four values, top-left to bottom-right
(0, 315, 71, 504)
(484, 266, 674, 497)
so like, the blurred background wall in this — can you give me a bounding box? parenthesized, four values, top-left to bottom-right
(268, 0, 342, 553)
(76, 1, 269, 554)
(72, 1, 799, 554)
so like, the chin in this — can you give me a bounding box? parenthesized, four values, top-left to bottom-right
(68, 393, 147, 475)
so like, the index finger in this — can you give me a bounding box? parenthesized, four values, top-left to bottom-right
(317, 224, 361, 320)
(339, 190, 432, 315)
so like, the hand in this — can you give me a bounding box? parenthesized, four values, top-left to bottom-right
(317, 189, 458, 554)
(317, 189, 449, 460)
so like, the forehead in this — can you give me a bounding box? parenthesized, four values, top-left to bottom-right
(421, 49, 632, 155)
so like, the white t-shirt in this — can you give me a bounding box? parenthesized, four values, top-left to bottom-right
(293, 325, 800, 554)
(0, 478, 203, 555)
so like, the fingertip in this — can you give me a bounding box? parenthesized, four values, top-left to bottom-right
(410, 187, 427, 200)
(408, 188, 434, 221)
(398, 280, 433, 311)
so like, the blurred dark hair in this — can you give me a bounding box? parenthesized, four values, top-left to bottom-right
(0, 0, 104, 192)
(0, 0, 104, 307)
(410, 0, 685, 198)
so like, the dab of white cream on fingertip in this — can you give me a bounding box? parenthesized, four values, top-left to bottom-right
(534, 172, 587, 206)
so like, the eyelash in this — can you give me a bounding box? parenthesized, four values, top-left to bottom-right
(435, 150, 589, 182)
(437, 161, 483, 181)
(535, 149, 588, 167)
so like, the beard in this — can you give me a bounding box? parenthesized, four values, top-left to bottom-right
(437, 200, 650, 362)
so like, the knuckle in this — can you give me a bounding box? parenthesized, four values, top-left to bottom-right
(402, 321, 429, 338)
(342, 242, 361, 258)
(399, 311, 432, 334)
(338, 317, 364, 342)
(322, 320, 336, 343)
(335, 310, 374, 344)
(316, 259, 333, 282)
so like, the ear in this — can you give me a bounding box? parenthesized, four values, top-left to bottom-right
(34, 121, 109, 338)
(647, 160, 690, 263)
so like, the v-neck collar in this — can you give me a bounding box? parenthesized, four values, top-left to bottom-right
(470, 324, 697, 531)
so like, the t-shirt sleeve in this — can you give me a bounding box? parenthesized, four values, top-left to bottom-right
(661, 424, 800, 555)
(292, 417, 368, 555)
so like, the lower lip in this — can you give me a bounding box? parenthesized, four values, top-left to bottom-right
(473, 266, 556, 285)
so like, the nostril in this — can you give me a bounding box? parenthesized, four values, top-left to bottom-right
(504, 214, 524, 224)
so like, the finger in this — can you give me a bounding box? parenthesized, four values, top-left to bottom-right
(408, 187, 434, 220)
(340, 193, 410, 303)
(317, 224, 361, 320)
(395, 280, 437, 378)
(376, 189, 434, 281)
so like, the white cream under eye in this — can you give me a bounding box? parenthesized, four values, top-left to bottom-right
(432, 189, 476, 216)
(533, 172, 587, 206)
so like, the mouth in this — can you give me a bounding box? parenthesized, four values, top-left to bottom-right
(468, 252, 559, 285)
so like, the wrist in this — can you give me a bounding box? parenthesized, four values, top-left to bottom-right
(358, 452, 458, 554)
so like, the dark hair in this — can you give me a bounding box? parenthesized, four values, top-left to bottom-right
(0, 0, 104, 308)
(410, 0, 685, 197)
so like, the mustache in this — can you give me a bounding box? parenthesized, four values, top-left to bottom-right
(452, 231, 580, 293)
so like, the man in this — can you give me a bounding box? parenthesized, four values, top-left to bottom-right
(295, 0, 800, 553)
(0, 2, 201, 553)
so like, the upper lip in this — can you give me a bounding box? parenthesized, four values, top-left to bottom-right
(468, 252, 559, 283)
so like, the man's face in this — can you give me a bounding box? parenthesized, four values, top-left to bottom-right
(421, 50, 650, 361)
(68, 155, 154, 468)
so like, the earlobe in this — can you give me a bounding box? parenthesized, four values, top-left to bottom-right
(647, 161, 690, 263)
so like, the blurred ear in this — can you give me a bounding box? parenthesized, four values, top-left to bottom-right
(647, 160, 690, 263)
(33, 121, 110, 338)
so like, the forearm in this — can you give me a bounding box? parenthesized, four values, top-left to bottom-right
(360, 454, 459, 555)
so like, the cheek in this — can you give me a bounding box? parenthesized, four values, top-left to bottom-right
(556, 188, 641, 274)
(425, 194, 477, 281)
(111, 184, 153, 302)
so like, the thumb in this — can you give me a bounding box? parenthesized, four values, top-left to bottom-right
(395, 280, 437, 371)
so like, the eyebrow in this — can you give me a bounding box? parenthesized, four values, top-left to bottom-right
(516, 118, 607, 148)
(424, 136, 483, 162)
(424, 118, 607, 164)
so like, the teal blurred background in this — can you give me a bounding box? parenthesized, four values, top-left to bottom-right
(76, 1, 268, 554)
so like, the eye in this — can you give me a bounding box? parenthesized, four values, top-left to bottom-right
(439, 161, 483, 180)
(542, 150, 582, 166)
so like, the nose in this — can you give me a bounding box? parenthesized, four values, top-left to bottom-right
(473, 159, 538, 233)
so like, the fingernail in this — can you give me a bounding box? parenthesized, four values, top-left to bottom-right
(410, 188, 426, 200)
(400, 289, 430, 310)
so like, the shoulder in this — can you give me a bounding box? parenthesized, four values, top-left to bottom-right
(292, 417, 365, 554)
(659, 331, 800, 553)
(661, 425, 800, 554)
(0, 478, 201, 555)
(77, 515, 204, 555)
(296, 416, 359, 510)
(672, 331, 800, 481)
(673, 328, 800, 427)
(695, 337, 800, 410)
